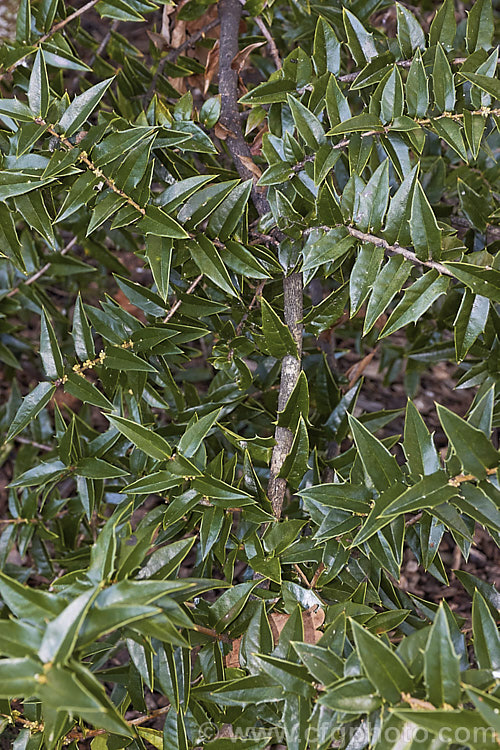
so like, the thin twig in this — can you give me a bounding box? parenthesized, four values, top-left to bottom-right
(14, 436, 53, 451)
(294, 563, 311, 588)
(36, 119, 146, 215)
(405, 511, 423, 528)
(449, 466, 497, 486)
(267, 273, 303, 518)
(94, 19, 119, 60)
(0, 0, 101, 81)
(66, 704, 171, 741)
(144, 18, 220, 105)
(343, 227, 452, 276)
(218, 0, 303, 520)
(163, 274, 203, 323)
(254, 16, 281, 69)
(310, 562, 325, 589)
(38, 0, 101, 44)
(218, 0, 268, 215)
(7, 237, 78, 298)
(290, 108, 500, 174)
(235, 279, 266, 334)
(194, 624, 231, 643)
(168, 18, 220, 62)
(346, 347, 378, 389)
(337, 55, 499, 84)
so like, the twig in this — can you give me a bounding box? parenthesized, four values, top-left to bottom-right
(218, 0, 268, 215)
(14, 436, 53, 451)
(267, 272, 303, 518)
(67, 704, 171, 741)
(94, 19, 119, 60)
(294, 563, 311, 588)
(0, 0, 101, 80)
(254, 16, 281, 69)
(310, 562, 325, 589)
(405, 511, 423, 528)
(168, 18, 220, 62)
(449, 466, 497, 486)
(343, 227, 452, 276)
(218, 0, 304, 520)
(7, 237, 78, 298)
(194, 624, 231, 643)
(235, 279, 266, 334)
(346, 347, 378, 389)
(290, 108, 500, 173)
(36, 119, 146, 215)
(144, 18, 220, 105)
(337, 55, 499, 84)
(163, 274, 203, 323)
(38, 0, 101, 44)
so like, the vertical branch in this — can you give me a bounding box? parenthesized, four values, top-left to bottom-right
(217, 0, 303, 519)
(267, 273, 303, 518)
(218, 0, 268, 216)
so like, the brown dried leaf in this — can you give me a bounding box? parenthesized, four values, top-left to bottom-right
(224, 606, 325, 668)
(238, 155, 262, 180)
(171, 18, 186, 51)
(204, 39, 219, 95)
(231, 42, 265, 76)
(147, 30, 170, 51)
(249, 124, 267, 156)
(401, 693, 437, 711)
(224, 638, 242, 668)
(214, 121, 234, 140)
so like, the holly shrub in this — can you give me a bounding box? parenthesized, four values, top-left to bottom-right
(0, 0, 499, 747)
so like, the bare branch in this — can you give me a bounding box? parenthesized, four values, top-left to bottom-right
(7, 237, 78, 298)
(344, 227, 452, 276)
(254, 16, 281, 69)
(218, 0, 303, 519)
(218, 0, 268, 216)
(163, 274, 203, 323)
(38, 0, 101, 44)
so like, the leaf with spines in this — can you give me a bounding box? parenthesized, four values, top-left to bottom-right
(466, 0, 494, 52)
(429, 0, 456, 50)
(350, 619, 413, 702)
(410, 182, 441, 261)
(433, 43, 455, 112)
(454, 291, 489, 361)
(40, 310, 64, 380)
(343, 8, 377, 67)
(72, 293, 95, 362)
(354, 160, 389, 233)
(424, 604, 461, 707)
(380, 271, 449, 338)
(28, 50, 49, 117)
(60, 78, 114, 137)
(348, 414, 402, 492)
(287, 95, 326, 151)
(396, 4, 425, 57)
(403, 400, 441, 478)
(437, 404, 499, 479)
(363, 255, 412, 335)
(107, 415, 171, 460)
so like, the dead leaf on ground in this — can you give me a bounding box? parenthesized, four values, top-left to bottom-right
(224, 606, 325, 668)
(114, 289, 146, 323)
